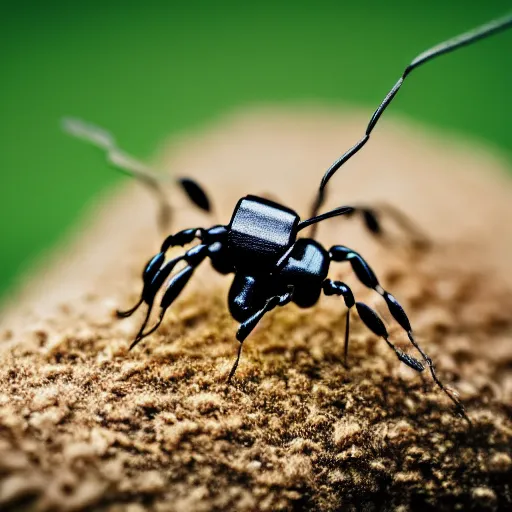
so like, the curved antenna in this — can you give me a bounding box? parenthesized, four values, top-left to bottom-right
(311, 12, 512, 220)
(297, 206, 354, 232)
(63, 117, 173, 231)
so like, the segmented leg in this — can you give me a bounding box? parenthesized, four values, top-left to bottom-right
(228, 287, 294, 383)
(322, 279, 355, 366)
(117, 225, 228, 317)
(344, 204, 430, 249)
(355, 301, 425, 372)
(128, 243, 210, 350)
(323, 279, 424, 373)
(118, 227, 206, 318)
(117, 226, 228, 349)
(329, 245, 468, 421)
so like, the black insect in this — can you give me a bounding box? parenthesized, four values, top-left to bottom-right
(66, 13, 512, 422)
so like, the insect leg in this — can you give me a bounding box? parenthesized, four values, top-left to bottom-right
(228, 287, 294, 383)
(123, 254, 185, 346)
(117, 226, 227, 316)
(330, 245, 468, 420)
(129, 243, 210, 350)
(330, 245, 414, 330)
(355, 301, 425, 372)
(62, 118, 173, 232)
(116, 251, 170, 318)
(322, 279, 355, 366)
(159, 226, 229, 259)
(63, 119, 214, 231)
(120, 227, 228, 349)
(344, 204, 430, 249)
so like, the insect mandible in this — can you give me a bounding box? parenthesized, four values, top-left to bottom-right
(65, 13, 512, 422)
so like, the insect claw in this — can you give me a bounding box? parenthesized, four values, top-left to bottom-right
(116, 298, 143, 318)
(128, 337, 142, 351)
(227, 342, 244, 384)
(128, 330, 149, 351)
(129, 312, 165, 351)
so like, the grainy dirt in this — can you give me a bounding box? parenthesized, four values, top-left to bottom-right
(1, 107, 512, 511)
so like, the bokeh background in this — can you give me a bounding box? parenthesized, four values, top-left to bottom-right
(1, 0, 511, 301)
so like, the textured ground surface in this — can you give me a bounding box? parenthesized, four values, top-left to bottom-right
(1, 107, 512, 511)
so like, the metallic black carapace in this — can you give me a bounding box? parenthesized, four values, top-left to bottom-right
(117, 192, 445, 402)
(67, 13, 512, 422)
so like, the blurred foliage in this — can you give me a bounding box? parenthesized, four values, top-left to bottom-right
(1, 0, 511, 298)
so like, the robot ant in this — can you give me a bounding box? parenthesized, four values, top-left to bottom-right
(65, 13, 512, 421)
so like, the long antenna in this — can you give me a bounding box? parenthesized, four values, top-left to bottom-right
(310, 12, 512, 221)
(297, 206, 354, 231)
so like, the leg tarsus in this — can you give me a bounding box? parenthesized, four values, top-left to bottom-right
(227, 342, 244, 384)
(381, 288, 469, 421)
(126, 302, 155, 351)
(116, 252, 167, 319)
(343, 310, 350, 368)
(406, 331, 470, 424)
(229, 287, 294, 382)
(129, 310, 164, 351)
(323, 279, 354, 365)
(116, 298, 143, 318)
(330, 247, 467, 421)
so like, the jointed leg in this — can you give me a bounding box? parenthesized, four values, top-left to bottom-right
(160, 225, 228, 252)
(117, 225, 228, 316)
(345, 203, 430, 249)
(323, 279, 355, 366)
(330, 245, 425, 340)
(63, 118, 173, 233)
(323, 279, 424, 372)
(329, 245, 468, 420)
(228, 287, 294, 383)
(354, 301, 425, 372)
(117, 226, 228, 349)
(64, 119, 214, 232)
(128, 243, 209, 350)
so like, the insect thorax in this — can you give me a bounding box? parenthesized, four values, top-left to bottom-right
(228, 195, 299, 272)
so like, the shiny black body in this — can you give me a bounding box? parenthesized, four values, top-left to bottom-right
(117, 190, 466, 420)
(226, 196, 329, 321)
(111, 13, 512, 422)
(229, 196, 300, 272)
(120, 193, 434, 385)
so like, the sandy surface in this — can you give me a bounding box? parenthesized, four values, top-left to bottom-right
(1, 107, 511, 511)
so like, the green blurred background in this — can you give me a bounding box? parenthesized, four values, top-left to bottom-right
(1, 0, 511, 300)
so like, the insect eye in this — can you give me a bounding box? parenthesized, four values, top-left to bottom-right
(178, 178, 211, 212)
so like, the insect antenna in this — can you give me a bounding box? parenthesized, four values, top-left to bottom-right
(310, 12, 512, 224)
(297, 206, 354, 232)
